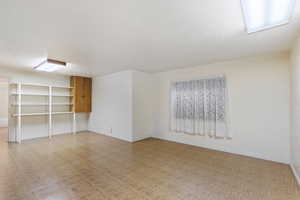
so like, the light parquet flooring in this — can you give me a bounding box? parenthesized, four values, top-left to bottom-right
(0, 128, 299, 200)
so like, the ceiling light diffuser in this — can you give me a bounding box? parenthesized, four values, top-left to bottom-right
(241, 0, 295, 33)
(34, 59, 67, 72)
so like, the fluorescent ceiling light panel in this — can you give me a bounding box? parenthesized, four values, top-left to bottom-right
(34, 59, 66, 72)
(241, 0, 295, 33)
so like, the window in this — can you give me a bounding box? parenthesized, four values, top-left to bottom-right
(241, 0, 295, 33)
(170, 76, 229, 138)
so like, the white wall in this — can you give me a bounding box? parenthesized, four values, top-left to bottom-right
(132, 70, 155, 141)
(88, 53, 290, 164)
(0, 78, 8, 127)
(290, 37, 300, 184)
(0, 67, 89, 141)
(153, 53, 291, 164)
(89, 70, 155, 142)
(89, 71, 133, 142)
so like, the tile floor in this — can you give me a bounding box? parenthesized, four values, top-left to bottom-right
(0, 128, 299, 200)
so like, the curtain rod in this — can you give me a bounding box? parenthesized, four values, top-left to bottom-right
(170, 74, 225, 83)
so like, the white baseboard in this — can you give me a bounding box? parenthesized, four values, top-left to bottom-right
(152, 135, 289, 164)
(132, 134, 152, 142)
(133, 136, 152, 142)
(0, 118, 8, 127)
(290, 164, 300, 187)
(91, 130, 133, 142)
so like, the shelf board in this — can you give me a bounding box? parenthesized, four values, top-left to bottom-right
(13, 113, 49, 117)
(10, 83, 73, 89)
(10, 83, 48, 88)
(13, 112, 74, 117)
(12, 103, 73, 106)
(12, 103, 48, 106)
(52, 95, 73, 97)
(52, 112, 74, 115)
(11, 93, 48, 96)
(11, 93, 73, 97)
(52, 86, 73, 89)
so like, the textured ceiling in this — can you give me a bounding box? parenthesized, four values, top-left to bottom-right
(0, 0, 300, 76)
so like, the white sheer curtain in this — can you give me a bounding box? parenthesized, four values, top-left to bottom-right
(170, 76, 230, 138)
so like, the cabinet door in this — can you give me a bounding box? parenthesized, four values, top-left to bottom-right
(71, 76, 92, 113)
(76, 77, 84, 112)
(82, 78, 92, 112)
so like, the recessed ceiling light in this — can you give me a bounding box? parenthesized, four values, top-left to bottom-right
(241, 0, 295, 33)
(34, 59, 67, 72)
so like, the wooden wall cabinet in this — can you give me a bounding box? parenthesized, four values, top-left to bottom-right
(70, 76, 92, 113)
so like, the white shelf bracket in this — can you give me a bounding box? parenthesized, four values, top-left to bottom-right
(17, 83, 22, 143)
(49, 86, 52, 139)
(73, 112, 76, 135)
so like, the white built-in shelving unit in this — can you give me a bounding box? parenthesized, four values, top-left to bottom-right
(10, 83, 76, 143)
